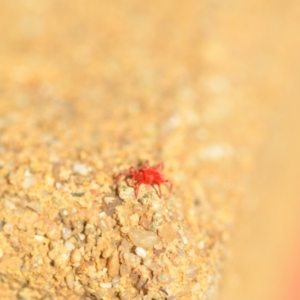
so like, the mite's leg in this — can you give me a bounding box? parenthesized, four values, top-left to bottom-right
(164, 180, 173, 193)
(156, 162, 164, 170)
(135, 183, 141, 198)
(157, 184, 162, 197)
(115, 168, 133, 183)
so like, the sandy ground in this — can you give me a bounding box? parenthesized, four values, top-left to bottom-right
(0, 0, 299, 299)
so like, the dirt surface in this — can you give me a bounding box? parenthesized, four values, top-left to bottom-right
(0, 1, 298, 299)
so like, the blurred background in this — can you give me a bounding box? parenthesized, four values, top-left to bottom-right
(0, 0, 299, 299)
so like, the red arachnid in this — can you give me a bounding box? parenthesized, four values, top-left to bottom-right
(116, 161, 173, 197)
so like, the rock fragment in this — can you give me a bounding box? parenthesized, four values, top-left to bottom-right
(107, 251, 120, 277)
(128, 228, 160, 249)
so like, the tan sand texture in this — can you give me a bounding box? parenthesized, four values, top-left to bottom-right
(0, 0, 299, 299)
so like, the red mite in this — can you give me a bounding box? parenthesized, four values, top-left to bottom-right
(116, 161, 173, 197)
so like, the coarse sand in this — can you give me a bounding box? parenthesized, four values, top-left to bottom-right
(1, 0, 294, 299)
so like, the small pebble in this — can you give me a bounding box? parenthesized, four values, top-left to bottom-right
(87, 269, 97, 279)
(102, 248, 113, 259)
(46, 226, 61, 240)
(158, 224, 177, 242)
(26, 201, 41, 213)
(65, 273, 74, 289)
(112, 276, 120, 286)
(0, 248, 3, 259)
(22, 177, 34, 189)
(73, 163, 89, 176)
(136, 279, 147, 290)
(64, 241, 75, 252)
(198, 241, 205, 249)
(186, 264, 198, 280)
(71, 192, 85, 197)
(48, 248, 60, 260)
(3, 223, 14, 234)
(149, 262, 162, 272)
(123, 253, 140, 268)
(182, 236, 189, 245)
(34, 235, 45, 242)
(120, 292, 131, 300)
(73, 283, 84, 295)
(5, 201, 16, 210)
(143, 257, 152, 267)
(129, 213, 140, 225)
(99, 212, 106, 218)
(157, 273, 171, 284)
(24, 169, 31, 176)
(71, 249, 82, 263)
(100, 282, 112, 289)
(62, 227, 72, 240)
(128, 228, 160, 249)
(138, 265, 150, 278)
(104, 196, 115, 204)
(118, 185, 135, 201)
(107, 251, 120, 277)
(77, 234, 85, 242)
(135, 247, 147, 258)
(55, 182, 62, 189)
(54, 252, 70, 267)
(59, 209, 69, 217)
(120, 264, 131, 276)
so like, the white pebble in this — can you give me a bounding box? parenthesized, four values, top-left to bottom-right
(123, 252, 141, 268)
(5, 201, 16, 210)
(34, 235, 45, 242)
(22, 177, 34, 189)
(55, 182, 62, 189)
(182, 236, 189, 245)
(128, 228, 160, 249)
(65, 273, 74, 289)
(100, 282, 112, 289)
(104, 196, 115, 204)
(60, 209, 69, 216)
(24, 169, 31, 177)
(61, 252, 70, 261)
(62, 227, 72, 240)
(71, 249, 82, 263)
(3, 223, 14, 234)
(157, 273, 171, 283)
(198, 241, 205, 249)
(64, 241, 75, 252)
(78, 234, 85, 241)
(53, 252, 70, 268)
(98, 212, 106, 218)
(88, 269, 97, 279)
(135, 247, 147, 258)
(73, 163, 89, 176)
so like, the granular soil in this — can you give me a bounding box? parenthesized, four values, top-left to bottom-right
(0, 0, 284, 299)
